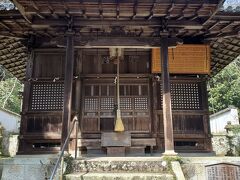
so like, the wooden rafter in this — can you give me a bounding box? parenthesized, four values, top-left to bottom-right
(147, 0, 156, 20)
(47, 0, 59, 19)
(203, 0, 226, 26)
(29, 0, 45, 19)
(189, 4, 204, 21)
(12, 0, 31, 23)
(61, 0, 70, 18)
(176, 3, 189, 20)
(0, 21, 11, 31)
(99, 0, 103, 19)
(116, 0, 120, 19)
(132, 0, 138, 20)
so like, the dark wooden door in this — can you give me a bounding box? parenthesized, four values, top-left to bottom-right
(81, 78, 151, 134)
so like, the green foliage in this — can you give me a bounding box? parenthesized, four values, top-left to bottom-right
(63, 154, 74, 175)
(0, 67, 23, 114)
(225, 124, 240, 156)
(226, 124, 240, 134)
(162, 156, 183, 164)
(208, 58, 240, 114)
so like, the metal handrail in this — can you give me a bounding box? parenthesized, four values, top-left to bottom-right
(49, 115, 78, 180)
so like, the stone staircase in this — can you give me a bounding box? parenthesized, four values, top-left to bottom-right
(65, 157, 174, 180)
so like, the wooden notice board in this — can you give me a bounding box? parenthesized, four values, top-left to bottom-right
(151, 44, 210, 74)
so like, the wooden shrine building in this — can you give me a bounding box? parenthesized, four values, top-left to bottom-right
(0, 0, 240, 155)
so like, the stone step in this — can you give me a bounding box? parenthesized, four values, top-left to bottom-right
(71, 157, 168, 173)
(65, 172, 174, 180)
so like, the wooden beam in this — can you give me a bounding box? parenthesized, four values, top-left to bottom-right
(204, 27, 240, 40)
(203, 0, 226, 26)
(12, 0, 32, 23)
(176, 3, 189, 20)
(221, 21, 235, 32)
(208, 20, 219, 30)
(99, 0, 104, 19)
(189, 4, 204, 21)
(116, 0, 120, 19)
(161, 36, 176, 156)
(146, 1, 156, 20)
(55, 36, 182, 48)
(131, 0, 138, 20)
(31, 19, 203, 29)
(0, 21, 11, 31)
(61, 1, 70, 18)
(61, 33, 74, 150)
(13, 20, 23, 29)
(47, 1, 59, 19)
(165, 2, 175, 19)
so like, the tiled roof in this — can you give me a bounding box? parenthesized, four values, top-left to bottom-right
(0, 0, 239, 80)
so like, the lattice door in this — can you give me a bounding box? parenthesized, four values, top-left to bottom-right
(30, 82, 64, 111)
(159, 82, 202, 110)
(82, 80, 151, 132)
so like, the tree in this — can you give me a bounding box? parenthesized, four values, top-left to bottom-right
(208, 58, 240, 114)
(0, 66, 23, 114)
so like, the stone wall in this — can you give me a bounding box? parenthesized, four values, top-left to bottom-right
(0, 155, 58, 180)
(212, 129, 240, 156)
(2, 132, 18, 157)
(212, 133, 229, 156)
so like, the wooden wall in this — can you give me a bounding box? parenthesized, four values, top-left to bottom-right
(152, 77, 212, 152)
(18, 48, 212, 154)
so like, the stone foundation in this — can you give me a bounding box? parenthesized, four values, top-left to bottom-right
(71, 157, 170, 173)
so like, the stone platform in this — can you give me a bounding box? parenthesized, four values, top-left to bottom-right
(71, 157, 170, 173)
(66, 157, 175, 180)
(65, 172, 173, 180)
(2, 154, 240, 180)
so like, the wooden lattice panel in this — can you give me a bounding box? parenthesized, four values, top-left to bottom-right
(134, 97, 148, 110)
(100, 98, 114, 110)
(30, 82, 64, 111)
(84, 98, 99, 110)
(120, 98, 132, 110)
(152, 44, 210, 74)
(160, 83, 201, 110)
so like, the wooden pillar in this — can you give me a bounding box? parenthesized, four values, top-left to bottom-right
(61, 33, 74, 150)
(160, 37, 177, 155)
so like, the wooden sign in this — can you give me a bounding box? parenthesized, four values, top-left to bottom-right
(101, 132, 131, 147)
(206, 163, 240, 180)
(152, 44, 210, 74)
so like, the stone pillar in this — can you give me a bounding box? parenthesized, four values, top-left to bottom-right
(161, 36, 177, 156)
(61, 33, 74, 150)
